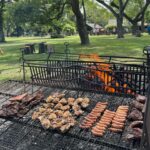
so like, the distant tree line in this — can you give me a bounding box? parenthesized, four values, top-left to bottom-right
(0, 0, 150, 45)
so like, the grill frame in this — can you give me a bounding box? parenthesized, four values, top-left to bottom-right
(0, 50, 149, 150)
(22, 52, 148, 96)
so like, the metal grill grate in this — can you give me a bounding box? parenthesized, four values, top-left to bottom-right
(26, 59, 148, 96)
(0, 80, 140, 150)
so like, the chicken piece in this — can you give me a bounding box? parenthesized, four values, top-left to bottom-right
(41, 118, 51, 129)
(32, 111, 41, 120)
(55, 93, 65, 99)
(52, 119, 63, 128)
(43, 103, 51, 109)
(46, 96, 53, 103)
(68, 98, 75, 106)
(53, 98, 60, 104)
(63, 111, 72, 118)
(38, 115, 45, 122)
(48, 113, 57, 120)
(132, 100, 144, 111)
(60, 124, 71, 133)
(129, 121, 143, 128)
(61, 105, 70, 111)
(136, 94, 146, 104)
(72, 104, 81, 111)
(74, 109, 84, 116)
(45, 108, 53, 114)
(59, 98, 68, 105)
(55, 110, 64, 117)
(38, 107, 46, 113)
(47, 103, 55, 108)
(76, 98, 83, 104)
(81, 98, 90, 108)
(66, 117, 76, 126)
(83, 98, 90, 103)
(128, 108, 143, 121)
(54, 103, 63, 110)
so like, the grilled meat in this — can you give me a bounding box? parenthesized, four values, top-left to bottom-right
(136, 95, 146, 104)
(109, 106, 129, 133)
(92, 109, 115, 136)
(32, 93, 90, 133)
(129, 121, 143, 128)
(10, 93, 27, 101)
(126, 127, 143, 140)
(128, 108, 143, 121)
(80, 102, 107, 129)
(0, 91, 44, 118)
(132, 100, 144, 111)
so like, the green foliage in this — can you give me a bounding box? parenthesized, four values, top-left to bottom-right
(85, 0, 112, 26)
(125, 0, 146, 18)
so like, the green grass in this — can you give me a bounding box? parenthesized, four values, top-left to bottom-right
(0, 34, 149, 81)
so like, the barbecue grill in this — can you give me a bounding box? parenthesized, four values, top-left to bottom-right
(0, 47, 150, 150)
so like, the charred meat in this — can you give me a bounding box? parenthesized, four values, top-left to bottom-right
(128, 108, 143, 121)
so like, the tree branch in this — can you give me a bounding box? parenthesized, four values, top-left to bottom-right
(122, 0, 129, 11)
(134, 0, 150, 21)
(96, 0, 118, 17)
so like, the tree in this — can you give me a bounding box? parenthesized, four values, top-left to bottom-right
(0, 0, 5, 42)
(70, 0, 90, 45)
(96, 0, 129, 38)
(85, 0, 112, 26)
(111, 0, 150, 36)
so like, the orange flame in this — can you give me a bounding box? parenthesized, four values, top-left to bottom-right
(80, 54, 133, 94)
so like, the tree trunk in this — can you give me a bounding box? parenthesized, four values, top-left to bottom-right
(132, 22, 141, 37)
(116, 16, 124, 38)
(0, 11, 5, 42)
(71, 0, 90, 45)
(141, 14, 145, 32)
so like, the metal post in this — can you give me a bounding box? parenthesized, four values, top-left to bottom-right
(21, 49, 26, 93)
(140, 46, 150, 149)
(64, 42, 69, 60)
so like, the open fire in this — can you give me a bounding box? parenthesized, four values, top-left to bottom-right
(80, 54, 134, 94)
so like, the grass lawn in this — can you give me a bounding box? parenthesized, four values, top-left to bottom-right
(0, 34, 150, 81)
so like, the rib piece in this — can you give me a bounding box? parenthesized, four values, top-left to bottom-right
(9, 93, 27, 101)
(126, 127, 143, 140)
(136, 95, 146, 104)
(129, 121, 143, 128)
(128, 108, 143, 121)
(132, 100, 144, 111)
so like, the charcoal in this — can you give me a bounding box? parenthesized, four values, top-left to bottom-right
(128, 108, 143, 121)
